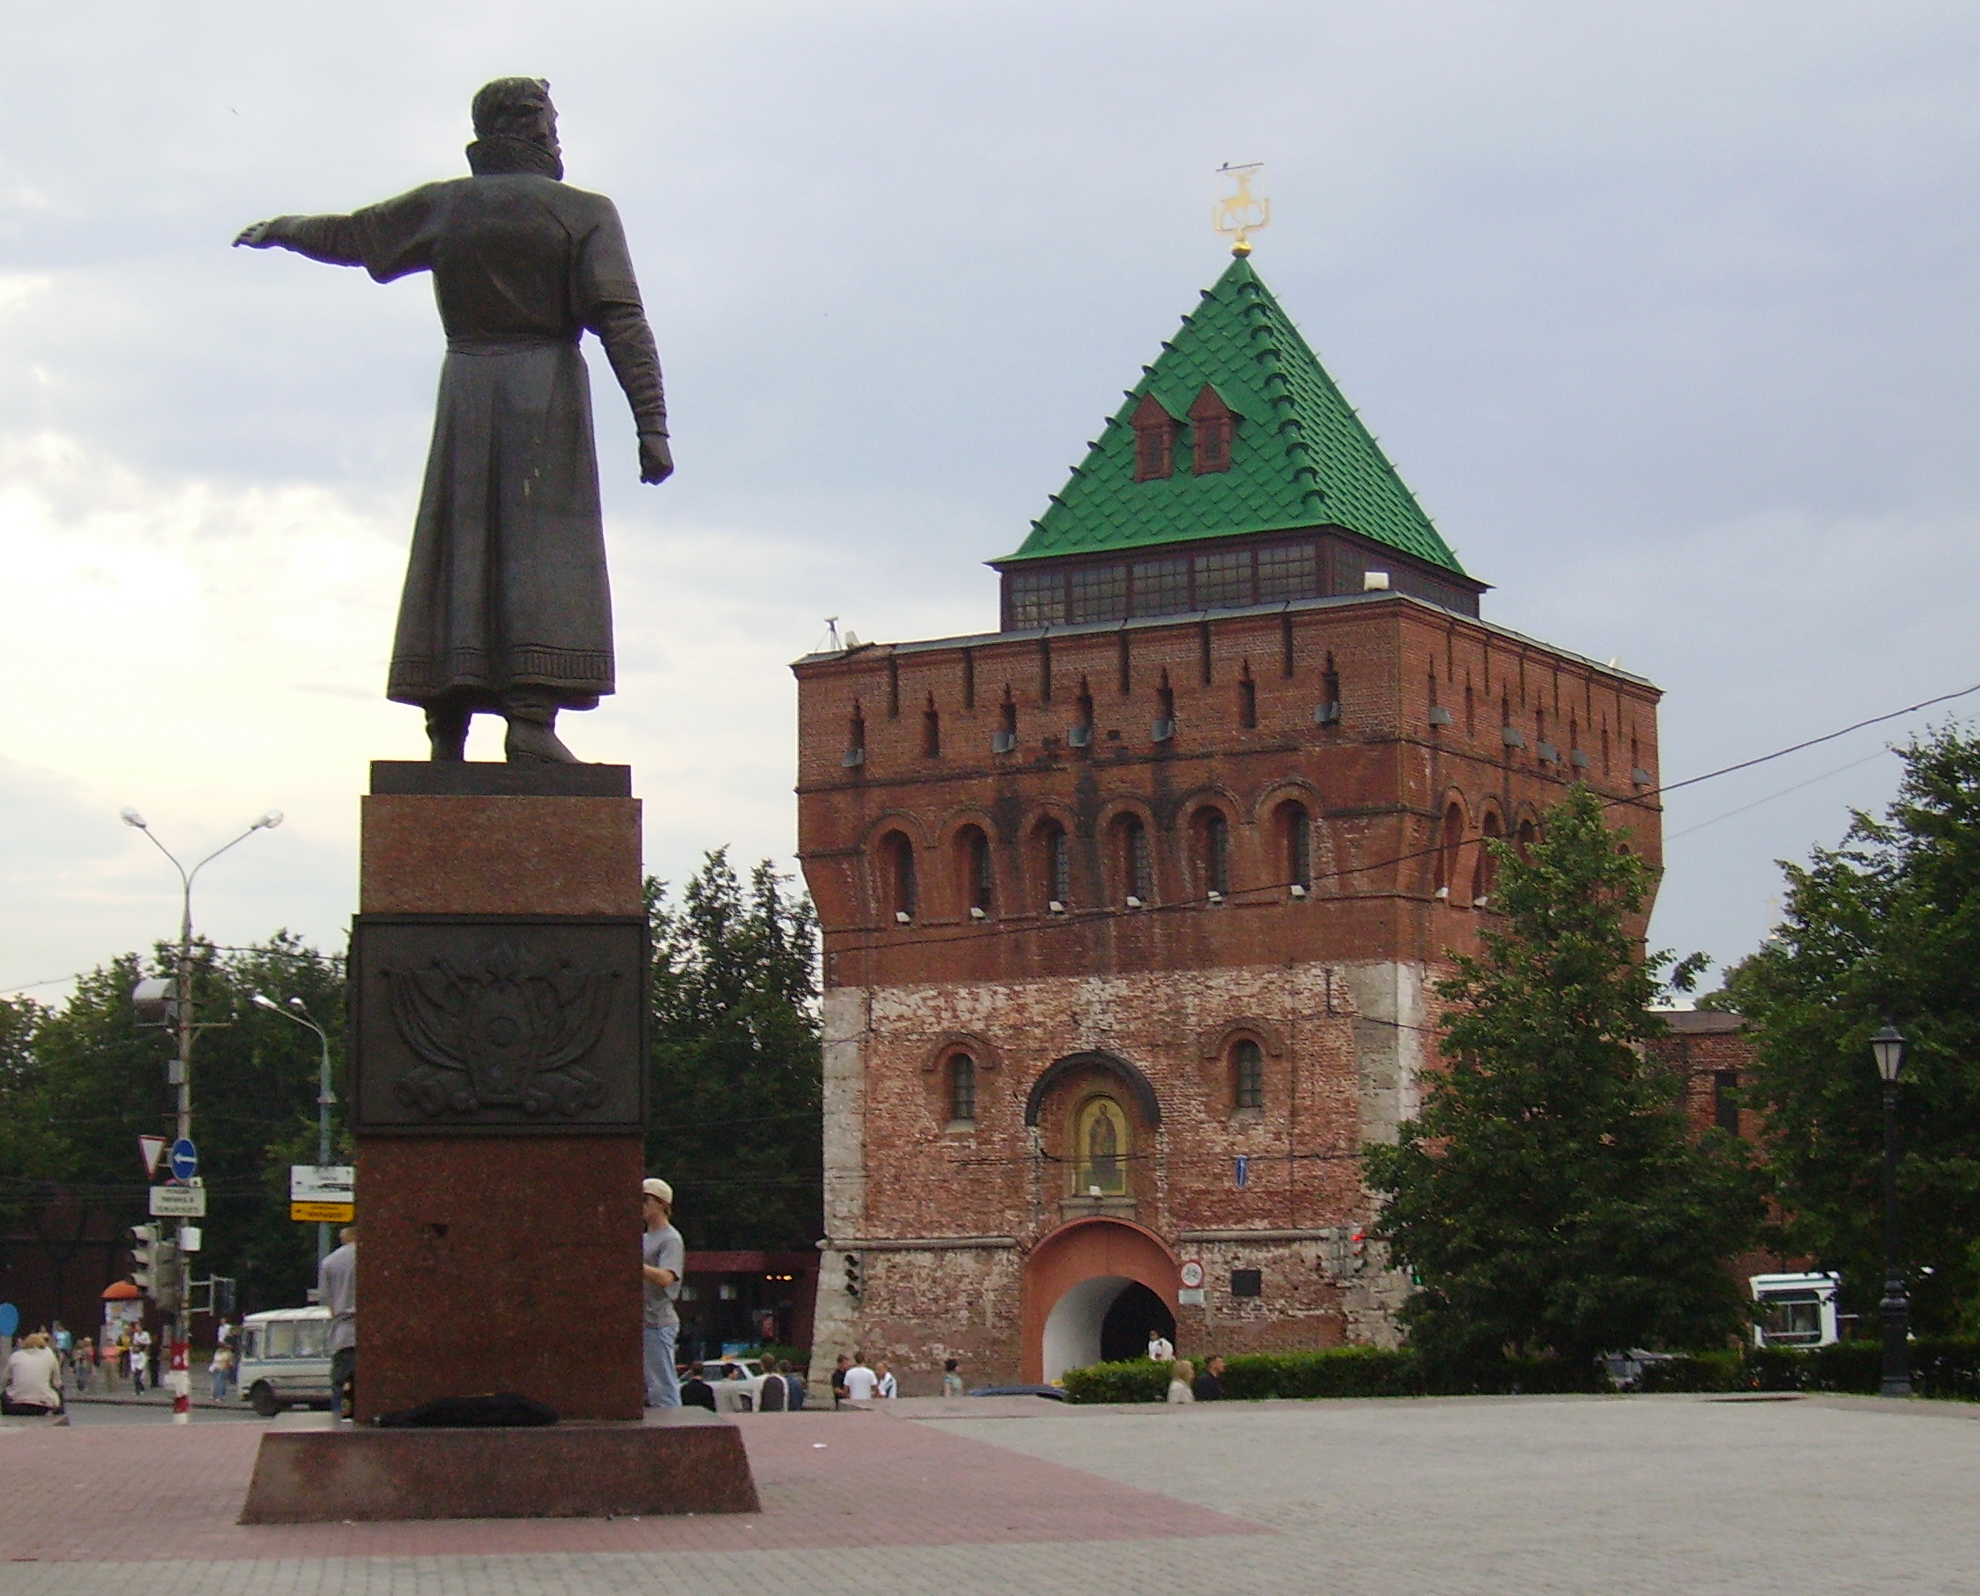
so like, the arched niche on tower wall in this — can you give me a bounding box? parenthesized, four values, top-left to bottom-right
(1023, 1050, 1162, 1212)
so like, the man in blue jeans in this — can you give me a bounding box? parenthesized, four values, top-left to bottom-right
(640, 1178, 684, 1407)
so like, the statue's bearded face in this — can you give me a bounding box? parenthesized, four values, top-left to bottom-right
(524, 100, 561, 161)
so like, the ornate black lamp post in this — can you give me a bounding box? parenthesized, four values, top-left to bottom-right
(1869, 1022, 1910, 1398)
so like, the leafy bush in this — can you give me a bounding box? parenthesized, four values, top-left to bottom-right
(1751, 1338, 1980, 1397)
(1220, 1346, 1420, 1399)
(1636, 1350, 1744, 1393)
(1060, 1359, 1171, 1404)
(1062, 1338, 1980, 1405)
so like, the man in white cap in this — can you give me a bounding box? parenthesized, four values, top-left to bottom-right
(641, 1178, 685, 1408)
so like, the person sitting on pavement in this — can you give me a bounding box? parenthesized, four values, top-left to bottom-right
(3, 1332, 68, 1421)
(1166, 1359, 1196, 1403)
(942, 1357, 965, 1397)
(1193, 1355, 1227, 1401)
(757, 1355, 788, 1411)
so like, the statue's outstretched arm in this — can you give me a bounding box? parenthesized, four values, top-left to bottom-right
(232, 214, 367, 268)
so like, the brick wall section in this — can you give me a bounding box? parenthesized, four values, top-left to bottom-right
(1645, 1010, 1760, 1140)
(795, 590, 1664, 1386)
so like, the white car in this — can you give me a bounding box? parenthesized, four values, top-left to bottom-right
(237, 1306, 334, 1416)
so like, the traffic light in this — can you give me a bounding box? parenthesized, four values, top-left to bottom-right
(1349, 1229, 1368, 1273)
(843, 1252, 862, 1300)
(131, 1225, 160, 1293)
(131, 1224, 181, 1308)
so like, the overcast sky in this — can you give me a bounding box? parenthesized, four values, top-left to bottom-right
(4, 1, 1978, 1002)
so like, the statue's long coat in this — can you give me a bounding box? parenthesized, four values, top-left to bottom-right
(278, 174, 666, 709)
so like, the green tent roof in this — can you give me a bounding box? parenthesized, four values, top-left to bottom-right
(998, 255, 1465, 575)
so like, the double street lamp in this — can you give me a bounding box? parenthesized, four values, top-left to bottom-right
(120, 805, 284, 1422)
(1869, 1022, 1910, 1399)
(252, 992, 337, 1265)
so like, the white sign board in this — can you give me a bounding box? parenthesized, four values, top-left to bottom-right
(290, 1165, 355, 1203)
(149, 1184, 207, 1218)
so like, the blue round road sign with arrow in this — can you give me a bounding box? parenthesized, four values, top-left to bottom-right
(169, 1138, 198, 1181)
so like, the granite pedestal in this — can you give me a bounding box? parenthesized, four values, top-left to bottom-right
(240, 1409, 759, 1523)
(353, 761, 647, 1424)
(241, 761, 753, 1523)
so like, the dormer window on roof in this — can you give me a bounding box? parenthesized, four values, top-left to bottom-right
(1131, 393, 1180, 482)
(1188, 384, 1235, 475)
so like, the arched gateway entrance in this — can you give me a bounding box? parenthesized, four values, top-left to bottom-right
(1022, 1219, 1181, 1384)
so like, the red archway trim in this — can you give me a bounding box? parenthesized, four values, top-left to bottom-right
(1020, 1217, 1182, 1383)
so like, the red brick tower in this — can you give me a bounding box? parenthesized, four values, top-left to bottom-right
(794, 253, 1662, 1387)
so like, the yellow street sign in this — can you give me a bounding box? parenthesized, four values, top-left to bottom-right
(291, 1201, 355, 1223)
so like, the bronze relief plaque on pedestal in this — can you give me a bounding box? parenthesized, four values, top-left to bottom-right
(351, 914, 647, 1134)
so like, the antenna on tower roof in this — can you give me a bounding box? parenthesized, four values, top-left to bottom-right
(1213, 162, 1270, 256)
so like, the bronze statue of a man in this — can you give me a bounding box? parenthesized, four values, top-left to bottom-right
(237, 78, 669, 763)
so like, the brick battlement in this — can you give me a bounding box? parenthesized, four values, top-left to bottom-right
(795, 591, 1662, 991)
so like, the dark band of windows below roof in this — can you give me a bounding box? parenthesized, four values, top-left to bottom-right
(1001, 531, 1482, 631)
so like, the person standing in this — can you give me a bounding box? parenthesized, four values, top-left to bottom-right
(830, 1353, 851, 1409)
(640, 1178, 684, 1408)
(130, 1327, 152, 1395)
(842, 1352, 879, 1405)
(320, 1223, 358, 1420)
(1146, 1327, 1174, 1363)
(211, 1342, 235, 1402)
(875, 1361, 897, 1400)
(757, 1356, 788, 1412)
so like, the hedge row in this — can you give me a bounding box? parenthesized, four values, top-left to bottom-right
(1644, 1340, 1980, 1399)
(1060, 1345, 1601, 1403)
(1062, 1340, 1980, 1404)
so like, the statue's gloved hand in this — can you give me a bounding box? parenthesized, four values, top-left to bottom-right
(638, 432, 674, 485)
(232, 219, 283, 248)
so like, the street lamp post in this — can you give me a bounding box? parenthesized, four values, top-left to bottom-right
(252, 993, 337, 1265)
(1869, 1022, 1910, 1399)
(120, 805, 283, 1422)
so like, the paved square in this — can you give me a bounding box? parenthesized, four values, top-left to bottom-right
(3, 1394, 1976, 1594)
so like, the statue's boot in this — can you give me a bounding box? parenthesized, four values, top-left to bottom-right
(503, 690, 579, 764)
(426, 702, 471, 761)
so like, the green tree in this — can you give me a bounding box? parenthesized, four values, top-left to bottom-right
(1366, 785, 1765, 1376)
(644, 852, 823, 1250)
(1717, 726, 1980, 1333)
(7, 937, 346, 1318)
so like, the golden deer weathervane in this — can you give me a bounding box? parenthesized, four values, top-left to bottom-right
(1213, 162, 1270, 256)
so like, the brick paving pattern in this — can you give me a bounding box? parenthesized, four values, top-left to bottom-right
(3, 1395, 1977, 1595)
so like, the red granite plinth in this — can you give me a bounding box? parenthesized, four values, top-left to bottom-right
(355, 1136, 646, 1422)
(239, 1410, 759, 1523)
(353, 768, 647, 1425)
